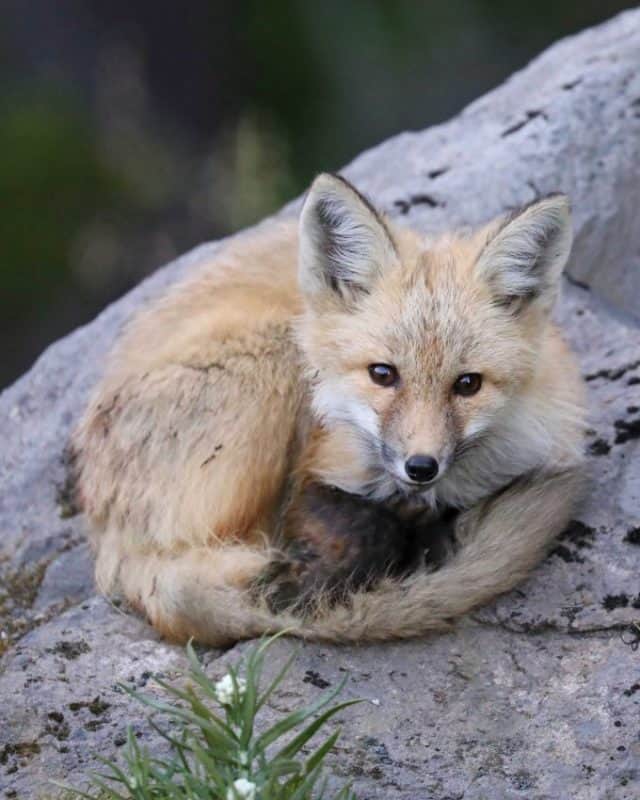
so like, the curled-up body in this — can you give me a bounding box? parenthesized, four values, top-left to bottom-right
(74, 173, 586, 645)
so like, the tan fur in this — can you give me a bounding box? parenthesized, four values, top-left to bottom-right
(74, 175, 586, 646)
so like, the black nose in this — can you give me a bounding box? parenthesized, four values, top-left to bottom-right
(405, 454, 439, 484)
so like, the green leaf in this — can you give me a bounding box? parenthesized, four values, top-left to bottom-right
(86, 776, 128, 800)
(49, 781, 98, 800)
(304, 728, 341, 775)
(256, 676, 349, 750)
(256, 651, 297, 713)
(274, 701, 360, 762)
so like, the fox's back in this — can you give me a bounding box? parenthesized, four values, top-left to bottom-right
(103, 219, 302, 382)
(75, 219, 307, 563)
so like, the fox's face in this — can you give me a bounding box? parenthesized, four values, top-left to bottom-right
(297, 174, 573, 506)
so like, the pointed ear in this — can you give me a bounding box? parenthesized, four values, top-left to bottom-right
(299, 173, 397, 304)
(475, 194, 573, 312)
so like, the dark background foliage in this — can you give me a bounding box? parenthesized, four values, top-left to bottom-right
(1, 0, 634, 388)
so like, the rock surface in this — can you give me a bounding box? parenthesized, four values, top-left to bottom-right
(1, 9, 640, 799)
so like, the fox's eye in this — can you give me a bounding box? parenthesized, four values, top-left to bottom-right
(368, 363, 399, 387)
(453, 373, 482, 397)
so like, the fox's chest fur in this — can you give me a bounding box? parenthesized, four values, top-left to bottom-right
(74, 173, 586, 646)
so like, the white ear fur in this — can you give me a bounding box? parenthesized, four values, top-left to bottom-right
(476, 194, 573, 311)
(298, 173, 397, 303)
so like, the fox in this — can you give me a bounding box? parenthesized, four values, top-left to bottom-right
(74, 172, 586, 646)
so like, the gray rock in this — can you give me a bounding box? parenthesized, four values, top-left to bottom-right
(224, 628, 640, 800)
(1, 9, 639, 799)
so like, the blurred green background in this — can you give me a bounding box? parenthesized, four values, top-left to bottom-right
(1, 0, 635, 388)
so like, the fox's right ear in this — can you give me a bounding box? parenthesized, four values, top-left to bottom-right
(298, 173, 397, 305)
(475, 194, 573, 313)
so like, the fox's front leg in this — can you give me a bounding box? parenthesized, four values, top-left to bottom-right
(261, 483, 413, 612)
(259, 481, 459, 613)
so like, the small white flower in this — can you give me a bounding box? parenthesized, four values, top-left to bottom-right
(214, 673, 247, 705)
(226, 777, 256, 800)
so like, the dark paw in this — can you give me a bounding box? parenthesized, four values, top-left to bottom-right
(253, 552, 321, 614)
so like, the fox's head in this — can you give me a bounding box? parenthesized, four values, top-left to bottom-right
(296, 173, 576, 506)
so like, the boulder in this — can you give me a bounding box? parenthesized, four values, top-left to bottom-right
(1, 9, 639, 799)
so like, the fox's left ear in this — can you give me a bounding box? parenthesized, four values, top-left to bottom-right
(298, 173, 397, 305)
(476, 194, 573, 313)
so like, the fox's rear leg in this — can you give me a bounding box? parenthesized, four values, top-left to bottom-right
(100, 534, 278, 645)
(76, 321, 305, 642)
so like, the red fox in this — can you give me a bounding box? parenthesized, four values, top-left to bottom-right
(74, 173, 586, 645)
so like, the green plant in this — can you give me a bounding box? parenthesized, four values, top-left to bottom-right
(60, 636, 359, 800)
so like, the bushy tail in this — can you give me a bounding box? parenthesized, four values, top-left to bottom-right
(102, 469, 583, 646)
(307, 468, 583, 641)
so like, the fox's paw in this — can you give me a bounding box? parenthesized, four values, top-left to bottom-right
(251, 545, 322, 614)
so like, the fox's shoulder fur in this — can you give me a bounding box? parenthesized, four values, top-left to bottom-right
(74, 174, 586, 645)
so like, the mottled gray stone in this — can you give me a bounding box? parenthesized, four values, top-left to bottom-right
(32, 543, 93, 613)
(0, 598, 193, 797)
(1, 9, 640, 800)
(225, 630, 640, 800)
